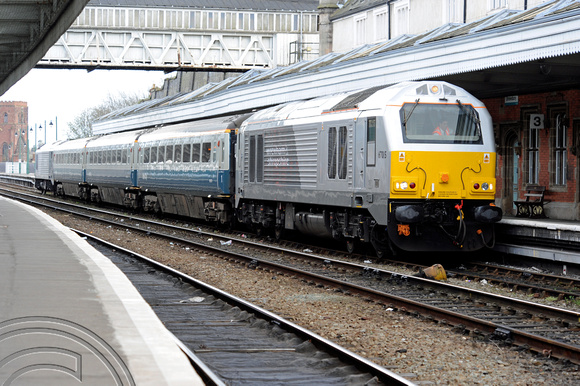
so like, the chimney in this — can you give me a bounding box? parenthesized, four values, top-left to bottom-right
(318, 1, 338, 55)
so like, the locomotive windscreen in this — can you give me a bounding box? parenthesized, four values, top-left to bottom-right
(400, 102, 483, 144)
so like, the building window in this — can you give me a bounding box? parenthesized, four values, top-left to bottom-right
(394, 0, 409, 37)
(238, 13, 244, 30)
(444, 0, 463, 23)
(524, 112, 540, 185)
(488, 0, 508, 12)
(3, 113, 7, 123)
(354, 15, 367, 46)
(549, 107, 568, 186)
(374, 8, 388, 41)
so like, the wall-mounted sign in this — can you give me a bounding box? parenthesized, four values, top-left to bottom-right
(505, 96, 518, 106)
(530, 114, 545, 130)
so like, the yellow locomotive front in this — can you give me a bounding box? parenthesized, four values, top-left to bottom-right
(385, 84, 502, 252)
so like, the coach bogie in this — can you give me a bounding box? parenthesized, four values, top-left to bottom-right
(89, 186, 101, 204)
(78, 183, 90, 201)
(204, 200, 231, 225)
(123, 187, 141, 210)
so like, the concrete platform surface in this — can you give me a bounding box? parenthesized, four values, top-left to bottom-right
(0, 197, 203, 385)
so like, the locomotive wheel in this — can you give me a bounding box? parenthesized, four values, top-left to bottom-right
(371, 225, 392, 259)
(346, 239, 356, 254)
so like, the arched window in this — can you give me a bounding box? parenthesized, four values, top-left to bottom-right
(3, 113, 7, 124)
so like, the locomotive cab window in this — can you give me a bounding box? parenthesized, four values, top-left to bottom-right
(401, 103, 483, 144)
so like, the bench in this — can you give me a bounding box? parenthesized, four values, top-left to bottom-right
(514, 185, 548, 218)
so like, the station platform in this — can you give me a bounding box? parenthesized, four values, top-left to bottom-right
(0, 196, 203, 385)
(494, 214, 580, 270)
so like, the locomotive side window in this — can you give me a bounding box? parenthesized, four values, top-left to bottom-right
(327, 126, 347, 180)
(249, 136, 256, 181)
(328, 127, 337, 178)
(367, 118, 376, 166)
(256, 135, 263, 182)
(143, 147, 150, 163)
(400, 103, 482, 144)
(151, 147, 158, 163)
(183, 143, 191, 162)
(338, 126, 347, 179)
(248, 134, 264, 183)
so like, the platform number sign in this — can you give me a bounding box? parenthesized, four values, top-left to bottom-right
(530, 114, 544, 130)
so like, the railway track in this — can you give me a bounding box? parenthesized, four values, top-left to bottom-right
(2, 183, 580, 366)
(79, 230, 409, 385)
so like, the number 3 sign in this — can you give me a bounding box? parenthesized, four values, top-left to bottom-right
(530, 114, 545, 129)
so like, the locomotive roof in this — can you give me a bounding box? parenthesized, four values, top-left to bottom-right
(245, 81, 477, 124)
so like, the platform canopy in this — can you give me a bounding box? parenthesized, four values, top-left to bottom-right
(93, 0, 580, 134)
(0, 0, 89, 97)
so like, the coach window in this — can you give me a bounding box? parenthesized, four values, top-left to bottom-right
(151, 146, 158, 163)
(367, 118, 376, 166)
(183, 143, 191, 162)
(116, 149, 121, 164)
(202, 142, 211, 162)
(166, 145, 173, 163)
(158, 146, 165, 163)
(143, 147, 149, 163)
(192, 143, 201, 163)
(175, 144, 182, 163)
(122, 149, 128, 164)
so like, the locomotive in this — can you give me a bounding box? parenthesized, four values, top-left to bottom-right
(35, 81, 502, 256)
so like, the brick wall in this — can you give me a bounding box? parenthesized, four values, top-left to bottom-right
(0, 101, 28, 162)
(482, 89, 580, 218)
